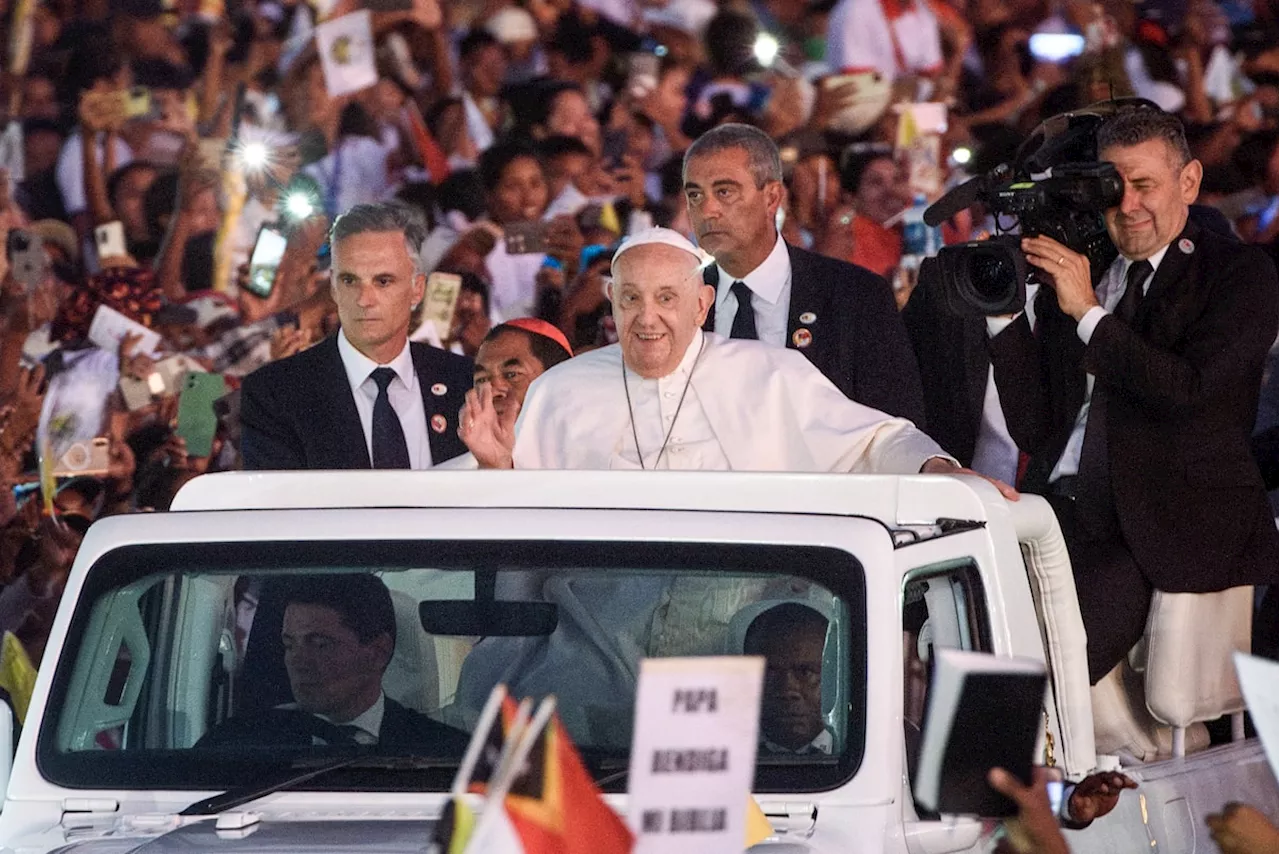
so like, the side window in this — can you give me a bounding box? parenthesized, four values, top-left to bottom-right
(902, 561, 990, 788)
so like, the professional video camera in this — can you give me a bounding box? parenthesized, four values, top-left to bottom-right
(920, 100, 1157, 317)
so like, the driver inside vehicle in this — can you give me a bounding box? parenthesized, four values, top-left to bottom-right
(746, 603, 833, 755)
(199, 574, 470, 751)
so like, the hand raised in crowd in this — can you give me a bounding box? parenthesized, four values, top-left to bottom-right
(809, 76, 861, 133)
(1020, 235, 1097, 321)
(118, 331, 156, 381)
(1, 364, 46, 459)
(1066, 771, 1137, 825)
(987, 767, 1071, 854)
(104, 407, 137, 495)
(1207, 803, 1280, 854)
(77, 87, 126, 136)
(459, 382, 517, 469)
(29, 515, 83, 595)
(544, 215, 585, 276)
(611, 154, 648, 209)
(270, 324, 314, 362)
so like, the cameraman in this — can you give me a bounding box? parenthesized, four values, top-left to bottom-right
(988, 106, 1278, 684)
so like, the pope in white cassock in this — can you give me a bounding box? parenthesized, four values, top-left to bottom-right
(453, 227, 1016, 745)
(461, 226, 1016, 488)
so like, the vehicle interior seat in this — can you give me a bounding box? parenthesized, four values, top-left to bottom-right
(1130, 587, 1253, 758)
(1090, 589, 1251, 762)
(382, 589, 440, 714)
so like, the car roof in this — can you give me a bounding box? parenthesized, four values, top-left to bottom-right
(172, 471, 1000, 531)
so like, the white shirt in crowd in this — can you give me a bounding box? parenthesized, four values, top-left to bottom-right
(485, 238, 546, 324)
(303, 136, 394, 216)
(713, 230, 791, 349)
(825, 0, 943, 79)
(56, 131, 134, 215)
(337, 330, 434, 469)
(985, 248, 1166, 483)
(512, 330, 950, 472)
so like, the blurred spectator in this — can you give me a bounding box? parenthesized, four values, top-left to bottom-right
(826, 0, 943, 83)
(838, 144, 910, 280)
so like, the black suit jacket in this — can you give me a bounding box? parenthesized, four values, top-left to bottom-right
(901, 270, 990, 466)
(989, 220, 1279, 592)
(199, 698, 472, 753)
(240, 335, 472, 469)
(702, 243, 927, 426)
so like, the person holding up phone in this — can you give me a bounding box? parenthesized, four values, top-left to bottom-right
(478, 141, 584, 323)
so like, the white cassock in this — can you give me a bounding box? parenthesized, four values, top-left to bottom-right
(512, 330, 948, 472)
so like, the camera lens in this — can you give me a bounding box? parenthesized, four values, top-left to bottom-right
(965, 251, 1017, 304)
(12, 234, 29, 252)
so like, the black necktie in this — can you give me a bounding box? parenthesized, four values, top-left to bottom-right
(1073, 260, 1152, 534)
(370, 367, 411, 469)
(1114, 259, 1152, 324)
(729, 281, 758, 340)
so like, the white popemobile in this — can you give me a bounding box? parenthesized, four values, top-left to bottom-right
(0, 470, 1271, 853)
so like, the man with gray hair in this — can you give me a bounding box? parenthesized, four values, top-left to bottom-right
(240, 202, 473, 469)
(989, 106, 1278, 682)
(683, 123, 926, 425)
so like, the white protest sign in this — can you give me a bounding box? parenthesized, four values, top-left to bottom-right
(87, 303, 164, 358)
(1234, 652, 1278, 780)
(627, 656, 764, 854)
(314, 10, 377, 98)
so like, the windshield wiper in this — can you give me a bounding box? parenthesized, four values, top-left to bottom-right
(181, 755, 369, 816)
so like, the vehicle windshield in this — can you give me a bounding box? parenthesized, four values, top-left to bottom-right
(39, 539, 865, 793)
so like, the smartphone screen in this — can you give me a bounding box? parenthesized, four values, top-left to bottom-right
(95, 221, 127, 260)
(503, 221, 549, 256)
(246, 226, 288, 298)
(176, 372, 228, 458)
(1028, 33, 1085, 62)
(121, 87, 156, 120)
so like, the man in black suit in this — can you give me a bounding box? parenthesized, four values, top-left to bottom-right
(902, 203, 1244, 478)
(989, 107, 1278, 682)
(682, 124, 926, 426)
(240, 202, 472, 470)
(201, 573, 469, 752)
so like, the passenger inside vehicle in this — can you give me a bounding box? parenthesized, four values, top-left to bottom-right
(200, 573, 469, 752)
(745, 603, 832, 755)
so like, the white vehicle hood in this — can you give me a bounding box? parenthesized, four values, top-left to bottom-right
(49, 819, 436, 854)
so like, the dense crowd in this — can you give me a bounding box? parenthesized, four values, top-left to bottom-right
(0, 0, 1275, 724)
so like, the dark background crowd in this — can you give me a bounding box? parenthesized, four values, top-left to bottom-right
(0, 0, 1276, 664)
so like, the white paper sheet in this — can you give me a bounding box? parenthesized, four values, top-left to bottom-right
(315, 11, 377, 98)
(1234, 652, 1278, 780)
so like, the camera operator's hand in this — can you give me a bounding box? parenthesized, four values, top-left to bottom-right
(1021, 235, 1097, 321)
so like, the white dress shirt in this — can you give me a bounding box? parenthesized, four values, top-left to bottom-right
(713, 231, 792, 348)
(337, 331, 433, 469)
(1048, 246, 1166, 481)
(485, 239, 546, 324)
(615, 333, 729, 470)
